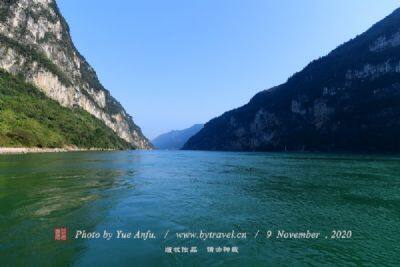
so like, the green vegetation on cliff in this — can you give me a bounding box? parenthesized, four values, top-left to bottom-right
(0, 70, 132, 149)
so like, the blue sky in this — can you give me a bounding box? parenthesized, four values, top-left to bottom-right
(57, 0, 399, 139)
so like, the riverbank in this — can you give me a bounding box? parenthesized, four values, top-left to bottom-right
(0, 147, 116, 154)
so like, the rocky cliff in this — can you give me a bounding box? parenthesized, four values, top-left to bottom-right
(0, 0, 151, 149)
(183, 8, 400, 152)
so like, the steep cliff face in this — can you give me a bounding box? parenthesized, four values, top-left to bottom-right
(0, 0, 151, 149)
(183, 8, 400, 152)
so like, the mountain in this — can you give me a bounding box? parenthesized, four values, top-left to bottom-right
(183, 8, 400, 152)
(0, 70, 130, 149)
(152, 124, 203, 150)
(0, 0, 152, 149)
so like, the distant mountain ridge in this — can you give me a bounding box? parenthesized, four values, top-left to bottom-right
(184, 8, 400, 152)
(152, 124, 203, 150)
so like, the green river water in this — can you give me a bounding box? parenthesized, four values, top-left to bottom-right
(0, 151, 399, 266)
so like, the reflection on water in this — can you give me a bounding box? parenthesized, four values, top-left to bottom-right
(0, 151, 400, 266)
(0, 152, 142, 266)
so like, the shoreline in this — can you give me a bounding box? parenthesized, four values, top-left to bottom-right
(0, 147, 117, 155)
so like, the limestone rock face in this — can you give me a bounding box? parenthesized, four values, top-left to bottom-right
(183, 8, 400, 152)
(0, 0, 152, 149)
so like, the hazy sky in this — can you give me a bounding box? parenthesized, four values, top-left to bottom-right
(57, 0, 399, 139)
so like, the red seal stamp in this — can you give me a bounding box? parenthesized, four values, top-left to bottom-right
(54, 227, 68, 241)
